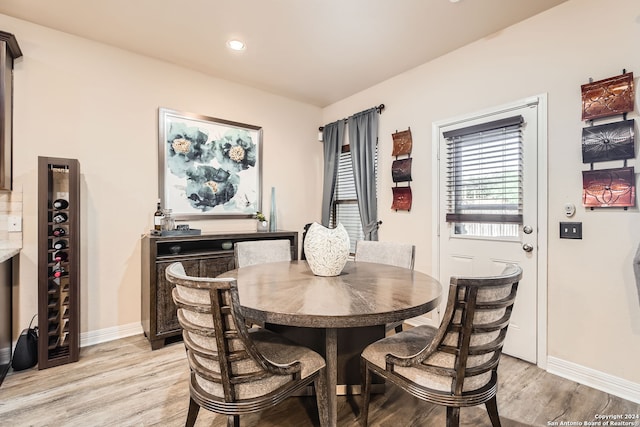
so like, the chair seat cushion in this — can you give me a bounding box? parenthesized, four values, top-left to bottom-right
(251, 328, 326, 378)
(362, 325, 492, 393)
(193, 328, 325, 400)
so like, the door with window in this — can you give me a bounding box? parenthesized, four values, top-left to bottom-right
(437, 99, 540, 363)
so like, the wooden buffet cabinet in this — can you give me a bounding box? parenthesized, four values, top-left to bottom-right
(141, 230, 298, 349)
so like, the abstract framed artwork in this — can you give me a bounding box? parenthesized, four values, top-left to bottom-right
(582, 166, 635, 208)
(582, 119, 635, 163)
(158, 108, 262, 220)
(581, 72, 634, 121)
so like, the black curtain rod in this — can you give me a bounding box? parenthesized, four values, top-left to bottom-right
(318, 104, 384, 132)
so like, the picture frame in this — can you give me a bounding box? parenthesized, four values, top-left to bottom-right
(158, 108, 262, 220)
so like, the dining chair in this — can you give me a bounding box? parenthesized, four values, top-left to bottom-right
(166, 262, 329, 427)
(354, 240, 416, 332)
(234, 239, 292, 268)
(360, 264, 523, 427)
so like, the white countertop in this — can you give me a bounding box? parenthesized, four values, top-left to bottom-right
(0, 247, 20, 263)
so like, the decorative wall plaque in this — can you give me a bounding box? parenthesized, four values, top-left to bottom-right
(391, 186, 412, 211)
(391, 158, 412, 182)
(391, 129, 412, 156)
(582, 119, 635, 163)
(582, 166, 635, 208)
(581, 72, 635, 121)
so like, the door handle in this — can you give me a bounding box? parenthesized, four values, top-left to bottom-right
(522, 243, 534, 252)
(523, 225, 533, 234)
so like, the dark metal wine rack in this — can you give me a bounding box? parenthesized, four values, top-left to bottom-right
(38, 157, 80, 369)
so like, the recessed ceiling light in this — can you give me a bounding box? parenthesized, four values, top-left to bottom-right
(227, 39, 246, 51)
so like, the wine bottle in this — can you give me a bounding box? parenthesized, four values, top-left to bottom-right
(53, 251, 68, 263)
(154, 199, 164, 231)
(52, 239, 67, 250)
(52, 212, 68, 224)
(52, 199, 69, 209)
(52, 227, 66, 237)
(52, 266, 66, 278)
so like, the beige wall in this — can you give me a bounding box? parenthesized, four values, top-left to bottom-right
(323, 0, 640, 385)
(0, 14, 323, 338)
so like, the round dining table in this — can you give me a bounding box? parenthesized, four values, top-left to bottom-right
(223, 260, 442, 427)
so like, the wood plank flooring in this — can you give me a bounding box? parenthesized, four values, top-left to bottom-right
(0, 334, 638, 426)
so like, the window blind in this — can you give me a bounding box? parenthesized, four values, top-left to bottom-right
(333, 148, 363, 253)
(444, 115, 524, 224)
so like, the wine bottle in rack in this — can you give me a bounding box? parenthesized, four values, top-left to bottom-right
(52, 266, 67, 278)
(52, 239, 67, 250)
(52, 212, 68, 224)
(52, 199, 69, 209)
(53, 251, 68, 263)
(52, 227, 66, 237)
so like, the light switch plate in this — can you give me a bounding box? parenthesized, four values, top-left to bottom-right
(7, 215, 21, 232)
(560, 222, 581, 239)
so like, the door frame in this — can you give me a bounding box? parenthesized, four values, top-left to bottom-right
(431, 94, 548, 369)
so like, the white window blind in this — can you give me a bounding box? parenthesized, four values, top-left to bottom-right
(443, 115, 524, 226)
(332, 145, 377, 254)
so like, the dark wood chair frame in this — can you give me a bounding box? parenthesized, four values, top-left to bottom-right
(166, 262, 329, 427)
(360, 265, 522, 427)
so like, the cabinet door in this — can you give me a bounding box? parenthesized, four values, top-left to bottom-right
(199, 255, 235, 278)
(155, 259, 199, 335)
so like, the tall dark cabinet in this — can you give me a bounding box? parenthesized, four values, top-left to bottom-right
(38, 157, 80, 369)
(0, 31, 22, 191)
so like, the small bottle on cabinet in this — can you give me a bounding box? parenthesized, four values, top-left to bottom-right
(154, 199, 164, 232)
(52, 199, 69, 210)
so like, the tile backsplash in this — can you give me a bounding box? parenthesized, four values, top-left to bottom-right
(0, 188, 23, 249)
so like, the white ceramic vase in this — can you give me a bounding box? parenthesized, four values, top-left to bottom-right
(303, 222, 350, 276)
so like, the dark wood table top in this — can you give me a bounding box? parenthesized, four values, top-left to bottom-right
(223, 260, 442, 328)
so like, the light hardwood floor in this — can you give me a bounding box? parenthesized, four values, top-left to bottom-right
(1, 334, 638, 426)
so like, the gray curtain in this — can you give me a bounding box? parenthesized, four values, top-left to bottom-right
(321, 120, 345, 226)
(348, 108, 379, 241)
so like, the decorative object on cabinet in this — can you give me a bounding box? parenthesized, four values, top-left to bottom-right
(582, 119, 635, 163)
(269, 186, 277, 231)
(158, 108, 262, 220)
(391, 128, 413, 211)
(141, 230, 298, 350)
(37, 157, 80, 369)
(303, 222, 349, 277)
(0, 31, 22, 191)
(582, 166, 635, 208)
(581, 72, 634, 121)
(255, 211, 268, 232)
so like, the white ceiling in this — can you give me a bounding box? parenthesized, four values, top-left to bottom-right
(0, 0, 567, 107)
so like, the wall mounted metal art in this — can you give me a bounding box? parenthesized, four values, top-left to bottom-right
(582, 166, 635, 208)
(581, 119, 635, 163)
(581, 72, 634, 121)
(391, 128, 412, 211)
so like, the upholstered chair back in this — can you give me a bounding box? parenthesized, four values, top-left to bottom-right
(234, 239, 292, 268)
(354, 240, 415, 270)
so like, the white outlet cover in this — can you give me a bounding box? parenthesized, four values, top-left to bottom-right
(7, 215, 21, 232)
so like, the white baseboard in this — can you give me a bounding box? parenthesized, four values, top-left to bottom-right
(547, 356, 640, 404)
(80, 322, 143, 348)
